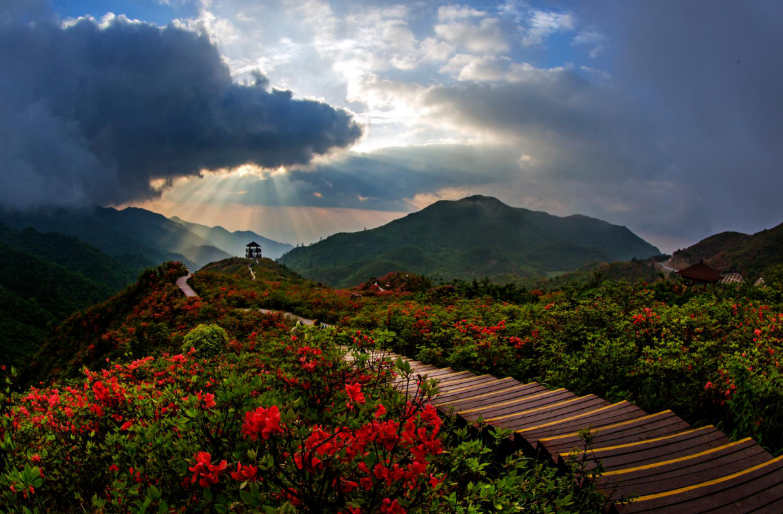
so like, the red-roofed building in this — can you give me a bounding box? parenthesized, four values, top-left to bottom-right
(676, 261, 723, 290)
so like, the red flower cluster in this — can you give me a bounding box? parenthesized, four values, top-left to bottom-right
(230, 463, 259, 482)
(345, 383, 365, 405)
(242, 405, 283, 441)
(189, 452, 228, 488)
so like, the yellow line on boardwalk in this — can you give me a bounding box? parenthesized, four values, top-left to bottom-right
(433, 377, 515, 398)
(435, 372, 477, 384)
(538, 411, 673, 442)
(459, 388, 567, 414)
(631, 454, 783, 502)
(484, 395, 591, 422)
(436, 374, 490, 389)
(560, 426, 714, 457)
(517, 401, 629, 434)
(602, 438, 752, 477)
(393, 369, 459, 382)
(434, 383, 532, 407)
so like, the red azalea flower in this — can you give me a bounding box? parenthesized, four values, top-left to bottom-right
(230, 463, 258, 482)
(345, 383, 365, 404)
(188, 452, 228, 488)
(242, 405, 283, 441)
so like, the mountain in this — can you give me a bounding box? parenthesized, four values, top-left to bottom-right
(0, 224, 138, 291)
(669, 222, 783, 280)
(90, 207, 232, 269)
(0, 205, 231, 270)
(170, 217, 293, 259)
(279, 195, 660, 286)
(0, 206, 176, 269)
(0, 238, 115, 366)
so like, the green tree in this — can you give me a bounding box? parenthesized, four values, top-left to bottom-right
(182, 324, 229, 357)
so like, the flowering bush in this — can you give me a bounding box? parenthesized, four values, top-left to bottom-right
(179, 262, 783, 452)
(1, 317, 601, 513)
(167, 263, 783, 452)
(181, 323, 229, 357)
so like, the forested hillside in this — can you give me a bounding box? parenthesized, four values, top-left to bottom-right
(280, 195, 660, 286)
(670, 222, 783, 280)
(0, 239, 113, 365)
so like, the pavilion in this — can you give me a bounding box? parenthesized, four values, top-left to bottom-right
(245, 241, 262, 260)
(676, 260, 723, 290)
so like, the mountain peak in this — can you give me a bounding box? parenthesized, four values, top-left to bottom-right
(280, 196, 660, 286)
(455, 195, 506, 206)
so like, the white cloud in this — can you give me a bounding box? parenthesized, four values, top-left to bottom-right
(418, 37, 456, 62)
(434, 18, 509, 55)
(572, 30, 606, 58)
(437, 4, 487, 20)
(521, 9, 576, 46)
(441, 54, 540, 82)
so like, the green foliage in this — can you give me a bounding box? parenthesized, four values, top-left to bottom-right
(182, 324, 229, 357)
(0, 239, 116, 367)
(0, 224, 139, 292)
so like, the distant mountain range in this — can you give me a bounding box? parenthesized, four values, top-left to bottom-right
(669, 222, 783, 280)
(170, 217, 292, 259)
(279, 195, 661, 287)
(0, 206, 291, 365)
(0, 206, 291, 270)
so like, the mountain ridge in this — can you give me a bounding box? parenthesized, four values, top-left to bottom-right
(170, 216, 293, 259)
(279, 195, 660, 286)
(0, 205, 291, 270)
(670, 222, 783, 279)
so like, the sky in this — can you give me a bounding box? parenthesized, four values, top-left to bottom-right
(2, 0, 782, 252)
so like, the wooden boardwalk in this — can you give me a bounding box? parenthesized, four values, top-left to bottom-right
(175, 276, 783, 512)
(384, 350, 783, 514)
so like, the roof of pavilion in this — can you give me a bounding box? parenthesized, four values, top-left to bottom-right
(676, 261, 723, 282)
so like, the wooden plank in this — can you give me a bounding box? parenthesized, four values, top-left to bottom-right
(538, 410, 683, 448)
(461, 393, 602, 425)
(595, 429, 729, 471)
(392, 368, 460, 385)
(444, 384, 550, 412)
(541, 415, 691, 460)
(434, 381, 538, 407)
(432, 378, 528, 404)
(459, 388, 574, 417)
(600, 441, 770, 502)
(515, 402, 643, 453)
(489, 396, 611, 430)
(562, 426, 716, 461)
(434, 374, 495, 391)
(603, 446, 768, 493)
(522, 403, 648, 442)
(610, 456, 783, 514)
(482, 392, 595, 422)
(434, 372, 479, 387)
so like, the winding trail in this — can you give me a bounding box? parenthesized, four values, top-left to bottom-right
(177, 274, 783, 513)
(175, 274, 198, 297)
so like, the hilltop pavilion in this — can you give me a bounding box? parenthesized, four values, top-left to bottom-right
(246, 241, 262, 260)
(676, 261, 723, 290)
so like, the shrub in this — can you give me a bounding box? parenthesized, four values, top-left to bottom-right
(182, 323, 229, 357)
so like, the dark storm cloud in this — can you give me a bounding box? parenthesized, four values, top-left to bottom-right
(574, 1, 783, 241)
(0, 9, 361, 207)
(408, 1, 783, 247)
